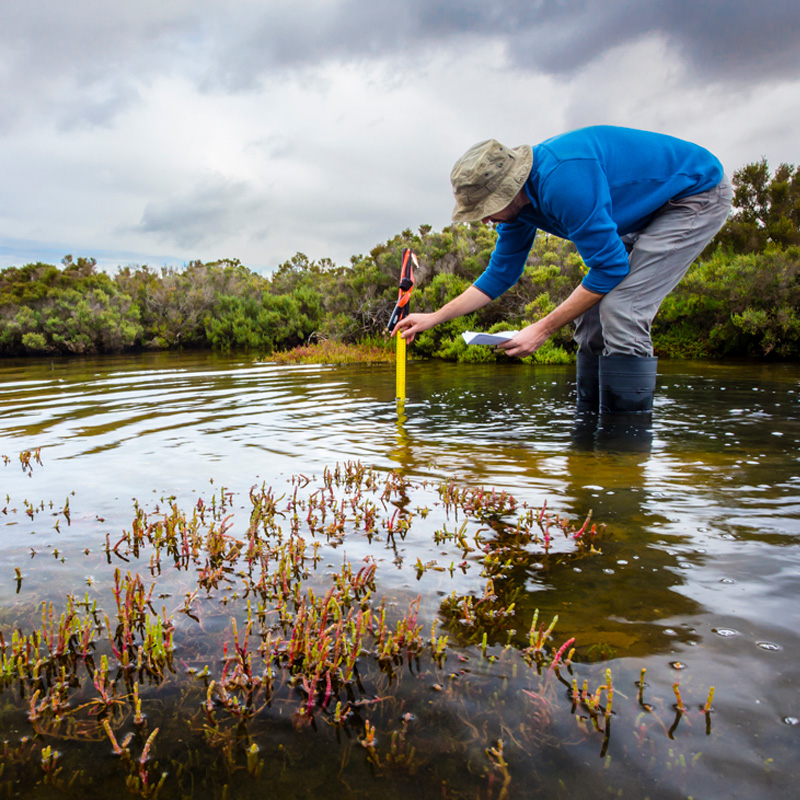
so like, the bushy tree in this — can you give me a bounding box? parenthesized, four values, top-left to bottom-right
(115, 259, 266, 349)
(711, 159, 800, 254)
(654, 246, 800, 358)
(0, 257, 141, 355)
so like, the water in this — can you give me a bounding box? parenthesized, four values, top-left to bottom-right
(1, 352, 799, 798)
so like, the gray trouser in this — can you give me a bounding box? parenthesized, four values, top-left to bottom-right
(574, 176, 733, 357)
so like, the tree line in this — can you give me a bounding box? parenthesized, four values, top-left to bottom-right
(1, 158, 798, 361)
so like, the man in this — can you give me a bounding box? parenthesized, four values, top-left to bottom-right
(393, 126, 732, 414)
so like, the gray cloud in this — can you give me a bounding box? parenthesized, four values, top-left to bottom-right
(2, 1, 798, 273)
(189, 1, 800, 90)
(501, 0, 800, 82)
(4, 1, 798, 130)
(137, 175, 263, 249)
(57, 82, 142, 131)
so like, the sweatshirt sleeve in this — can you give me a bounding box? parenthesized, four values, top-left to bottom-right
(472, 220, 537, 300)
(538, 159, 630, 294)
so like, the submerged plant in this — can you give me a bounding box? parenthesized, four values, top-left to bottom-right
(0, 458, 718, 799)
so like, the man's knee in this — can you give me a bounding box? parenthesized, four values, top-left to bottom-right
(598, 293, 654, 357)
(574, 304, 604, 354)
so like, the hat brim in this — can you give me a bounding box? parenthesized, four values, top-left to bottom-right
(451, 144, 532, 223)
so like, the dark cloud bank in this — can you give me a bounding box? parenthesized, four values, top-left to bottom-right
(5, 1, 799, 105)
(207, 1, 800, 88)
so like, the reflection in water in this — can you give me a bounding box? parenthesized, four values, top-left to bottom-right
(390, 399, 412, 470)
(1, 353, 799, 799)
(449, 408, 706, 661)
(565, 413, 702, 657)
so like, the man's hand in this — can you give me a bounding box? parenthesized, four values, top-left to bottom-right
(391, 285, 494, 343)
(496, 284, 604, 358)
(496, 321, 550, 357)
(392, 313, 437, 343)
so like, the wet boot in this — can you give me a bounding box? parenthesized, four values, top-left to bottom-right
(599, 355, 657, 415)
(575, 350, 600, 414)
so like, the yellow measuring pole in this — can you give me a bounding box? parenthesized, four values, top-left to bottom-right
(389, 248, 416, 403)
(395, 332, 407, 400)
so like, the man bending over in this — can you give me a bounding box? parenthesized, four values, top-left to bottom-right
(393, 126, 731, 414)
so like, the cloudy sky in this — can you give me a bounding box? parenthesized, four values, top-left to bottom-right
(2, 1, 799, 274)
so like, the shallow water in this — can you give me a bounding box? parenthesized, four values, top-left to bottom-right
(1, 352, 799, 799)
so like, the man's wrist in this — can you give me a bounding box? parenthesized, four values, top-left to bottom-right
(533, 316, 559, 337)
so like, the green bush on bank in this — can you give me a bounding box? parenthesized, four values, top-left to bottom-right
(3, 237, 799, 362)
(0, 258, 142, 355)
(654, 245, 800, 358)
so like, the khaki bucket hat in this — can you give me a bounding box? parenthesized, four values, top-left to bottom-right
(450, 139, 532, 223)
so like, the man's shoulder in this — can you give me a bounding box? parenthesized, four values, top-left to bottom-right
(532, 127, 611, 174)
(538, 125, 668, 147)
(536, 125, 613, 150)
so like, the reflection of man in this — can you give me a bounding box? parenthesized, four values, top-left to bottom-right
(393, 126, 732, 414)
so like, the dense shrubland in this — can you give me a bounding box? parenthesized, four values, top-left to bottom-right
(1, 159, 798, 361)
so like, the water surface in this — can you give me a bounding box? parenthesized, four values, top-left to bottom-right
(1, 352, 799, 798)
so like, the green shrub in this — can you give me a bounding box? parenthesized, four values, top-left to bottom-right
(655, 246, 800, 357)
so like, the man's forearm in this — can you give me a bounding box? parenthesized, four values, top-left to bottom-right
(392, 284, 493, 342)
(431, 285, 493, 324)
(538, 284, 604, 333)
(497, 283, 604, 358)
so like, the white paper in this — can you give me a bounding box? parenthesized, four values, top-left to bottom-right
(461, 331, 518, 346)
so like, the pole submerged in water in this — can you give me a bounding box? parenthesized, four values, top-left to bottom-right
(395, 333, 407, 400)
(387, 248, 417, 402)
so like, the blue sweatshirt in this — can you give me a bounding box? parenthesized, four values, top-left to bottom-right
(473, 126, 724, 297)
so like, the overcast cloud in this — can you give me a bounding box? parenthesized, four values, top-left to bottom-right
(1, 1, 799, 273)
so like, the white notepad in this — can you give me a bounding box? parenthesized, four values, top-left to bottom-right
(461, 331, 517, 346)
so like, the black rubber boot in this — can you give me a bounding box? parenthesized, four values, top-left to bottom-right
(575, 350, 600, 413)
(599, 355, 658, 415)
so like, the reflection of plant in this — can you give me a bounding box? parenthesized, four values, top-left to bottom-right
(103, 722, 167, 799)
(585, 642, 617, 662)
(40, 745, 63, 787)
(485, 739, 511, 800)
(18, 447, 42, 475)
(437, 486, 605, 656)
